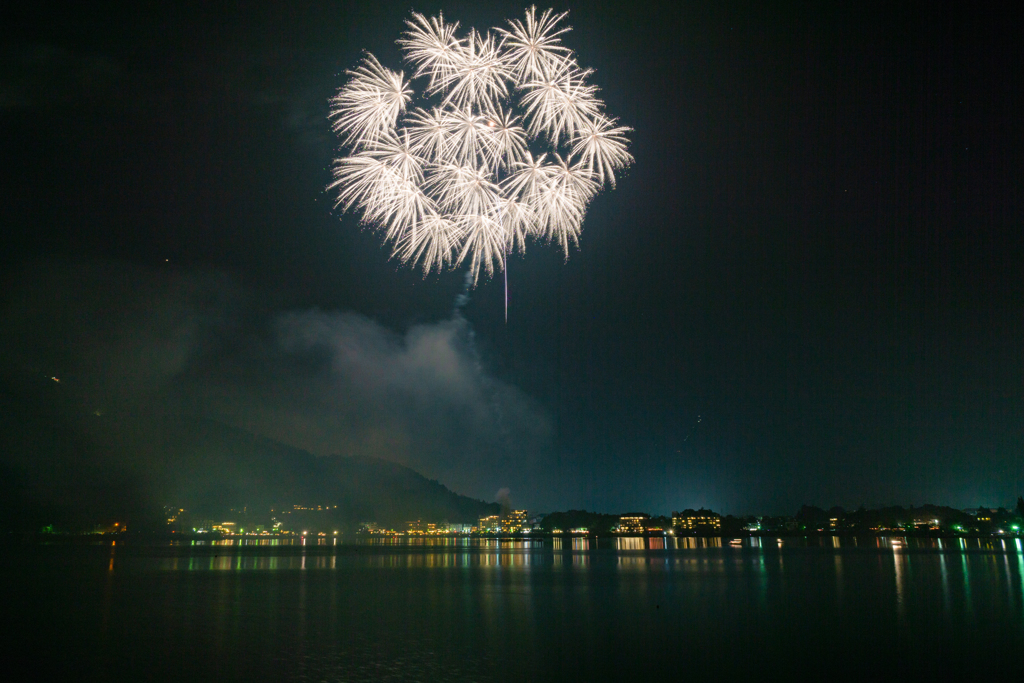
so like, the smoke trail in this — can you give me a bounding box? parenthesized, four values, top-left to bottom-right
(448, 267, 517, 458)
(453, 269, 474, 315)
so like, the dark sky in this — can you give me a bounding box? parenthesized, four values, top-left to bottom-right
(2, 1, 1021, 514)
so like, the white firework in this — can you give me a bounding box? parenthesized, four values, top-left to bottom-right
(330, 6, 632, 283)
(477, 104, 530, 172)
(497, 6, 572, 81)
(329, 54, 413, 149)
(436, 29, 512, 110)
(520, 57, 602, 145)
(398, 12, 463, 94)
(571, 113, 633, 188)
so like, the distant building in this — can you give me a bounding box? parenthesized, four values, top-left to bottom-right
(164, 506, 185, 525)
(501, 510, 528, 534)
(672, 510, 721, 533)
(478, 515, 501, 533)
(407, 520, 427, 534)
(618, 513, 650, 534)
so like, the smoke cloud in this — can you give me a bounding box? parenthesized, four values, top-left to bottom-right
(0, 257, 555, 508)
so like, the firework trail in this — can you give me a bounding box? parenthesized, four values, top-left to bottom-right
(329, 7, 632, 287)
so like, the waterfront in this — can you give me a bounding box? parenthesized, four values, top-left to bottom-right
(7, 537, 1023, 681)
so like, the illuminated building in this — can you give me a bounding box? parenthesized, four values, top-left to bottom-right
(617, 513, 650, 534)
(478, 515, 501, 533)
(407, 520, 428, 534)
(672, 510, 721, 534)
(164, 506, 185, 524)
(501, 510, 528, 534)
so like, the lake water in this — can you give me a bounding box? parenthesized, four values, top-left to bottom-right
(7, 536, 1024, 681)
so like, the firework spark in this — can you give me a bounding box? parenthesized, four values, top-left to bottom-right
(330, 6, 632, 283)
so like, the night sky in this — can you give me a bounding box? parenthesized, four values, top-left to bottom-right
(2, 1, 1021, 514)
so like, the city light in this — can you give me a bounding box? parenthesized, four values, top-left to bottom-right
(59, 497, 1024, 541)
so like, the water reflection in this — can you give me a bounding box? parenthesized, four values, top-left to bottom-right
(938, 539, 951, 616)
(100, 542, 115, 642)
(608, 535, 687, 551)
(1003, 549, 1015, 609)
(158, 548, 556, 572)
(162, 534, 757, 573)
(616, 554, 648, 571)
(834, 553, 843, 606)
(23, 537, 1024, 683)
(187, 538, 300, 547)
(167, 534, 1024, 553)
(152, 530, 1024, 631)
(1018, 540, 1024, 599)
(961, 551, 974, 623)
(27, 532, 1024, 681)
(615, 537, 645, 551)
(670, 537, 721, 549)
(755, 546, 768, 609)
(892, 545, 907, 619)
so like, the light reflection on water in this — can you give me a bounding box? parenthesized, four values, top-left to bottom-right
(177, 534, 843, 552)
(1019, 539, 1024, 595)
(939, 539, 950, 615)
(893, 543, 907, 618)
(123, 534, 1024, 654)
(148, 532, 1024, 642)
(162, 535, 1024, 568)
(12, 536, 1024, 682)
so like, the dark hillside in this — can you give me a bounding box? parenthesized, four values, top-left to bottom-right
(0, 371, 497, 531)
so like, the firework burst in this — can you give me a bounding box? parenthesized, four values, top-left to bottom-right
(330, 6, 632, 284)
